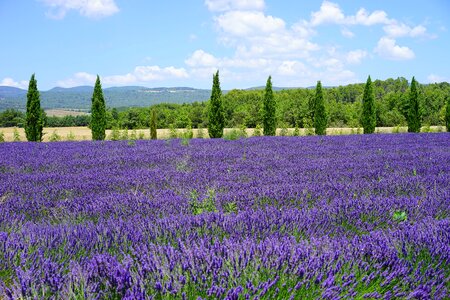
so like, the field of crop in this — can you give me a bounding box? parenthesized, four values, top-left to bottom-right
(0, 133, 449, 299)
(0, 125, 446, 142)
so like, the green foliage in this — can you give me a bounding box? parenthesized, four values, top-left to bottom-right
(46, 115, 90, 127)
(48, 130, 61, 142)
(0, 131, 4, 142)
(446, 94, 450, 132)
(293, 124, 300, 136)
(130, 129, 138, 140)
(263, 76, 276, 136)
(208, 71, 225, 138)
(169, 124, 178, 139)
(0, 109, 24, 127)
(223, 201, 238, 214)
(407, 77, 421, 133)
(108, 128, 121, 141)
(197, 125, 205, 139)
(393, 211, 408, 223)
(13, 128, 21, 141)
(66, 131, 76, 141)
(120, 129, 129, 140)
(361, 76, 376, 134)
(253, 124, 262, 137)
(189, 189, 218, 215)
(303, 117, 315, 136)
(25, 74, 44, 142)
(223, 128, 246, 140)
(91, 75, 107, 140)
(150, 109, 157, 139)
(313, 81, 327, 135)
(239, 124, 248, 138)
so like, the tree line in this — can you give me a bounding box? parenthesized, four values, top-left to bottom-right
(4, 73, 450, 141)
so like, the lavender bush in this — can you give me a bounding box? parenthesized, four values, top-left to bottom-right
(0, 133, 449, 299)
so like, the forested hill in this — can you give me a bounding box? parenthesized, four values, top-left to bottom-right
(0, 86, 212, 111)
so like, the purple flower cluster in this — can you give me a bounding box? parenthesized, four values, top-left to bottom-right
(0, 133, 449, 299)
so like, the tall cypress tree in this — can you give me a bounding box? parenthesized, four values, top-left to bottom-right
(407, 77, 421, 133)
(150, 108, 157, 139)
(91, 75, 106, 140)
(263, 76, 276, 136)
(361, 75, 376, 134)
(445, 94, 450, 132)
(25, 73, 44, 142)
(313, 81, 327, 135)
(208, 71, 224, 138)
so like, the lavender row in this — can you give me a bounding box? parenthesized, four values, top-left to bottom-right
(0, 133, 449, 298)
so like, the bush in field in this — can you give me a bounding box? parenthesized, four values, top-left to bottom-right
(313, 81, 327, 135)
(263, 76, 276, 136)
(150, 109, 157, 140)
(91, 75, 106, 140)
(109, 128, 121, 141)
(408, 77, 421, 133)
(25, 74, 44, 142)
(13, 128, 21, 141)
(49, 130, 61, 142)
(0, 131, 4, 142)
(361, 75, 376, 134)
(66, 131, 76, 141)
(208, 71, 224, 138)
(446, 94, 450, 132)
(197, 125, 205, 138)
(253, 124, 262, 136)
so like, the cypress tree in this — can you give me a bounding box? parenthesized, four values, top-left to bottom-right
(25, 73, 44, 142)
(313, 81, 327, 135)
(208, 71, 224, 138)
(263, 76, 276, 136)
(361, 75, 376, 134)
(445, 94, 450, 132)
(150, 108, 157, 139)
(407, 77, 421, 133)
(91, 75, 106, 140)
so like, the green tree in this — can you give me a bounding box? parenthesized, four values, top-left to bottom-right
(208, 71, 224, 138)
(313, 81, 327, 135)
(150, 108, 157, 139)
(25, 74, 44, 142)
(91, 75, 106, 140)
(361, 75, 376, 134)
(446, 94, 450, 132)
(407, 77, 421, 132)
(263, 76, 276, 136)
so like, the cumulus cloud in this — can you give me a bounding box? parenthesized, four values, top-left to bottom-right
(346, 50, 368, 64)
(39, 0, 119, 19)
(205, 0, 264, 12)
(383, 23, 428, 38)
(374, 37, 415, 60)
(57, 66, 188, 87)
(215, 11, 285, 37)
(0, 77, 29, 89)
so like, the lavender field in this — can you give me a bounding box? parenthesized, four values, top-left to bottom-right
(0, 133, 449, 299)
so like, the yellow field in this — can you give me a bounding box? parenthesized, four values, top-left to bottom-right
(0, 126, 445, 142)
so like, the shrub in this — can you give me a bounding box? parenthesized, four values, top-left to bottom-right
(253, 124, 262, 137)
(49, 130, 61, 142)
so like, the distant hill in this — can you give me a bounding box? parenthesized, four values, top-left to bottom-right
(0, 86, 213, 111)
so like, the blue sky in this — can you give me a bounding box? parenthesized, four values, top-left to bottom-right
(1, 0, 449, 90)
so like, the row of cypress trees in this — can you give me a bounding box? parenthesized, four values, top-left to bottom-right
(21, 73, 450, 141)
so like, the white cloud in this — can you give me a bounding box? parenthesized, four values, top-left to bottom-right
(383, 23, 427, 38)
(374, 37, 415, 60)
(0, 77, 29, 89)
(349, 8, 389, 26)
(215, 11, 285, 37)
(205, 0, 264, 12)
(341, 27, 354, 38)
(58, 66, 188, 87)
(427, 74, 450, 83)
(346, 50, 367, 64)
(39, 0, 119, 19)
(310, 1, 345, 26)
(185, 50, 219, 67)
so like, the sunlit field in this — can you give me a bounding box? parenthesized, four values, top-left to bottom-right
(0, 133, 448, 299)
